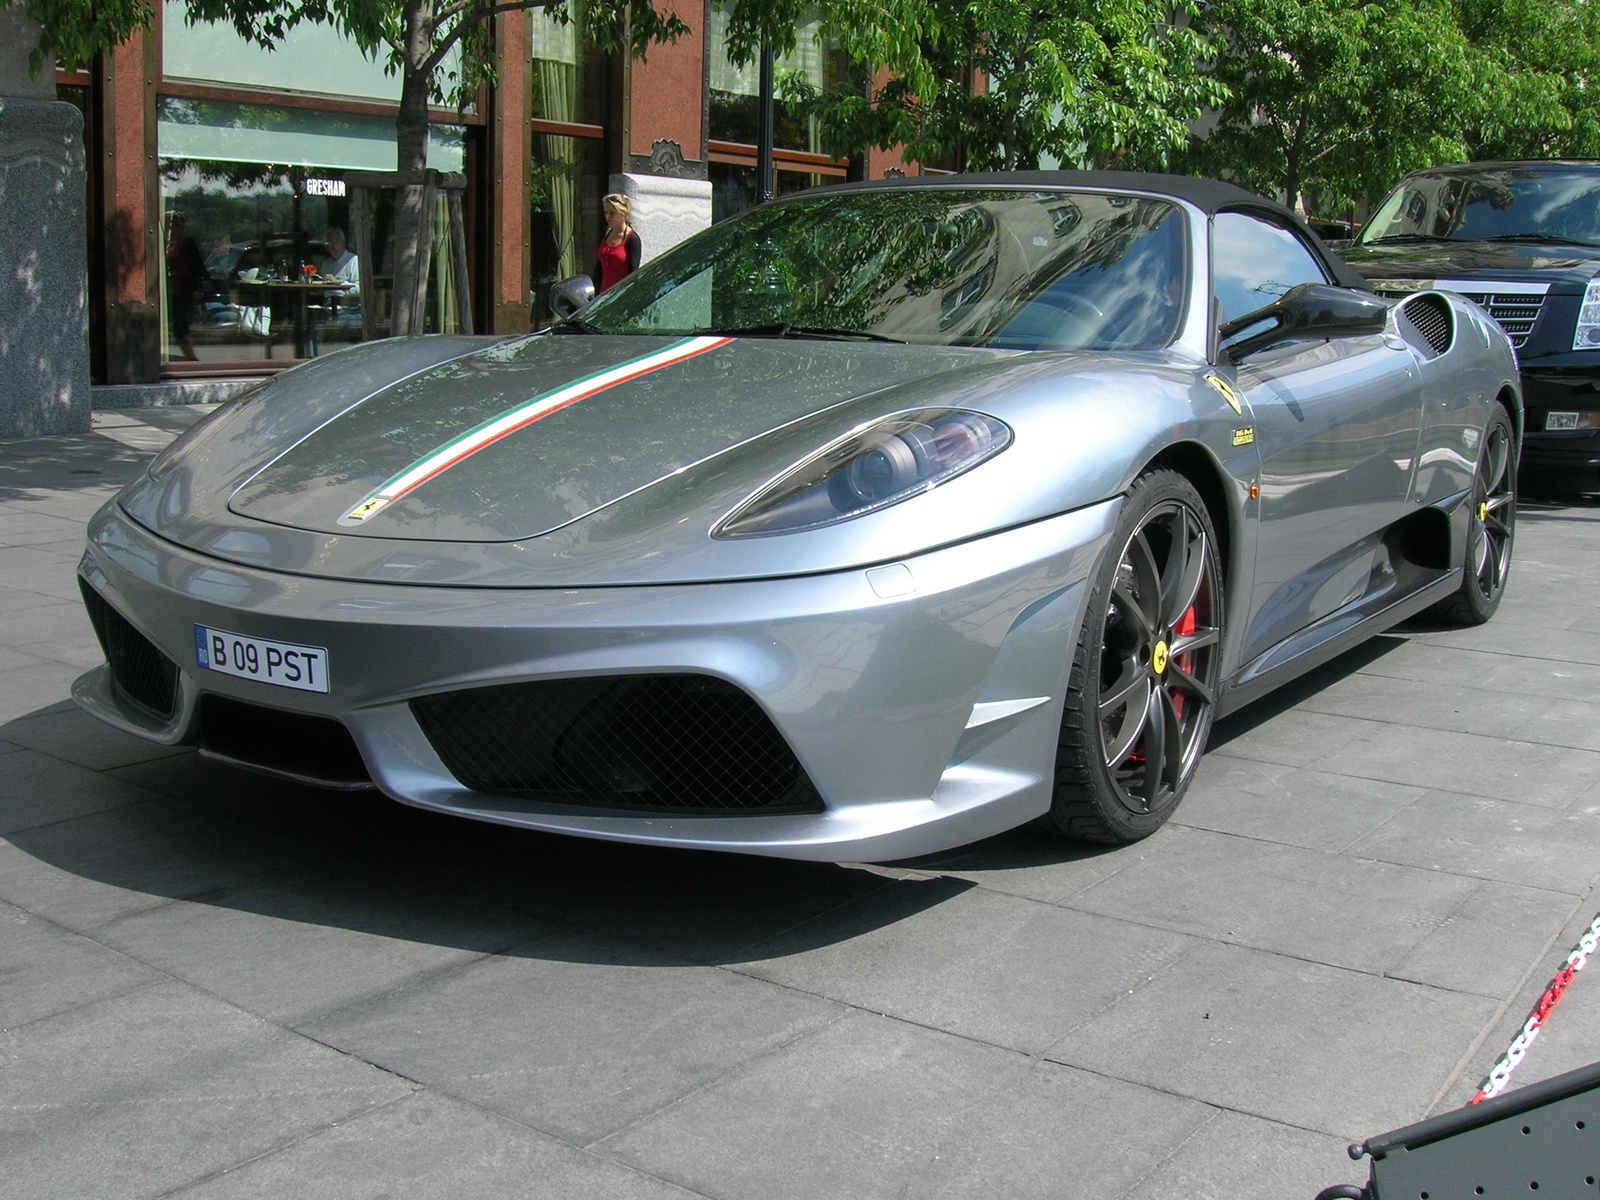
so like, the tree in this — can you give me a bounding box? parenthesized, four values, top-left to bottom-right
(765, 0, 1225, 174)
(28, 0, 690, 333)
(1458, 0, 1596, 160)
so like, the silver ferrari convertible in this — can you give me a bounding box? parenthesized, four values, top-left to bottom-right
(74, 172, 1520, 861)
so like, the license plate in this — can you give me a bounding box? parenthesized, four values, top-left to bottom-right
(1547, 411, 1580, 430)
(194, 625, 329, 693)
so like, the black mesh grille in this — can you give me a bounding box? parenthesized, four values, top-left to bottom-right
(199, 693, 371, 787)
(1402, 293, 1454, 356)
(79, 580, 179, 720)
(412, 675, 822, 815)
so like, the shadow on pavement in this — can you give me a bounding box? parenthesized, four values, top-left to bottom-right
(0, 435, 154, 502)
(2, 706, 978, 967)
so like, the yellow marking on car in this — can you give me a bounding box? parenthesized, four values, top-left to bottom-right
(1152, 640, 1169, 675)
(1479, 500, 1488, 522)
(1232, 427, 1255, 446)
(1205, 373, 1243, 415)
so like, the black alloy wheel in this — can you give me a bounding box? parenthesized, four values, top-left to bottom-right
(1431, 405, 1516, 626)
(1042, 470, 1225, 844)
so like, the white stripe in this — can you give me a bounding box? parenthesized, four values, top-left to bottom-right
(376, 336, 726, 501)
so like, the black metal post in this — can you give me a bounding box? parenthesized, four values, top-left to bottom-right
(755, 39, 775, 204)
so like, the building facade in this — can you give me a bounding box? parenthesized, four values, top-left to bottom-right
(59, 1, 927, 386)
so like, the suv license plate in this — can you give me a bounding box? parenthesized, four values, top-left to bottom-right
(194, 625, 330, 693)
(1547, 411, 1580, 430)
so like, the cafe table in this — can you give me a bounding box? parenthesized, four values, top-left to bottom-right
(232, 278, 352, 358)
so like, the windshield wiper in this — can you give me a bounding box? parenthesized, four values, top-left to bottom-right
(713, 323, 907, 343)
(1361, 234, 1444, 245)
(1481, 233, 1600, 248)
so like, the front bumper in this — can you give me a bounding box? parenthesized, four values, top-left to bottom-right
(75, 499, 1117, 861)
(1519, 364, 1600, 492)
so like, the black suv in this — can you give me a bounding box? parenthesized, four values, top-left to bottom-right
(1340, 161, 1600, 494)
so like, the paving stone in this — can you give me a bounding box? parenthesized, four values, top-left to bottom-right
(1068, 826, 1479, 974)
(1176, 756, 1425, 852)
(0, 748, 157, 836)
(92, 869, 544, 1026)
(893, 822, 1159, 907)
(1292, 670, 1553, 738)
(1510, 699, 1600, 753)
(1120, 1109, 1364, 1200)
(439, 827, 900, 966)
(0, 707, 186, 773)
(0, 661, 77, 725)
(0, 583, 69, 613)
(1312, 723, 1600, 809)
(1205, 708, 1380, 768)
(1384, 882, 1582, 998)
(0, 979, 414, 1200)
(0, 798, 291, 931)
(167, 1092, 701, 1199)
(600, 1011, 1213, 1200)
(737, 883, 1193, 1054)
(302, 931, 843, 1145)
(1347, 790, 1600, 893)
(1045, 940, 1499, 1138)
(0, 899, 158, 1030)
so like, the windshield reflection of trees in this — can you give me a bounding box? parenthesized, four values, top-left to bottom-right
(589, 191, 1186, 351)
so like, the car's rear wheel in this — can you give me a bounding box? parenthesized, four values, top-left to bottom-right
(1041, 470, 1224, 844)
(1430, 405, 1516, 626)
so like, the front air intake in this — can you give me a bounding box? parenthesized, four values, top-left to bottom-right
(198, 693, 372, 788)
(79, 580, 179, 720)
(411, 674, 823, 815)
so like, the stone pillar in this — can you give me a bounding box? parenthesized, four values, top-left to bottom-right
(607, 172, 711, 264)
(0, 5, 90, 436)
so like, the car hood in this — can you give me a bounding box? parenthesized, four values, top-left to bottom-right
(215, 334, 997, 542)
(1341, 239, 1600, 288)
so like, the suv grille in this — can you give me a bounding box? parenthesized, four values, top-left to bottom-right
(412, 674, 822, 815)
(1376, 282, 1548, 349)
(79, 581, 179, 720)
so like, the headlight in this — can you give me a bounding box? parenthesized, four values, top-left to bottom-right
(714, 408, 1012, 538)
(1574, 278, 1600, 350)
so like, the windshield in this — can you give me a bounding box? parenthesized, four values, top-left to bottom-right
(1359, 168, 1600, 247)
(577, 189, 1189, 351)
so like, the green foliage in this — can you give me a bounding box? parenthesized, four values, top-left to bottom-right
(26, 0, 154, 75)
(772, 0, 1225, 172)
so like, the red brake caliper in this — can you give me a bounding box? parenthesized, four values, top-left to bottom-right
(1171, 606, 1197, 720)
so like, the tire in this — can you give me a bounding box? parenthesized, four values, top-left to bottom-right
(1040, 470, 1225, 844)
(1429, 405, 1516, 626)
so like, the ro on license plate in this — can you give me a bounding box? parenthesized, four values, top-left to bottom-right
(1547, 411, 1580, 430)
(194, 625, 329, 693)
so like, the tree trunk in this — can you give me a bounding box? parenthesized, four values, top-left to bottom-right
(391, 0, 437, 336)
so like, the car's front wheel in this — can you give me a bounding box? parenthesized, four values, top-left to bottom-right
(1041, 470, 1224, 844)
(1430, 404, 1516, 626)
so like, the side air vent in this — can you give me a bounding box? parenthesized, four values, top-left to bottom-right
(1398, 293, 1455, 358)
(79, 580, 180, 720)
(412, 674, 823, 815)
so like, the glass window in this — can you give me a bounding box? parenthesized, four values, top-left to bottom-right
(1212, 211, 1328, 327)
(531, 133, 605, 326)
(580, 189, 1188, 352)
(1359, 167, 1600, 248)
(707, 3, 843, 151)
(162, 0, 461, 103)
(158, 98, 467, 363)
(530, 1, 605, 127)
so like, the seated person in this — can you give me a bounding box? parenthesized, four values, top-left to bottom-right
(318, 227, 360, 296)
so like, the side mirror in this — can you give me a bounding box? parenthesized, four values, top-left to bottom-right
(1220, 283, 1389, 360)
(550, 275, 595, 320)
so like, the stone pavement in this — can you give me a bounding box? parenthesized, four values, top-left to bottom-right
(3, 406, 1599, 1200)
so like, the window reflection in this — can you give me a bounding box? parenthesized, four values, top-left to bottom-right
(157, 98, 466, 362)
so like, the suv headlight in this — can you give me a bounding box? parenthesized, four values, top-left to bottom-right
(715, 408, 1012, 538)
(1574, 278, 1600, 350)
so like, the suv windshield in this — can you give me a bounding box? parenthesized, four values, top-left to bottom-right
(1359, 167, 1600, 248)
(576, 188, 1188, 352)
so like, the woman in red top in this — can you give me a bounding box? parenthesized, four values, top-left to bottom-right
(593, 193, 641, 292)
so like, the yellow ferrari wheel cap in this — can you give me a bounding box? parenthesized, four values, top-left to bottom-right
(1152, 640, 1169, 675)
(1478, 500, 1488, 522)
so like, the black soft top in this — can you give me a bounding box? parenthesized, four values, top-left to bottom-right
(816, 168, 1371, 291)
